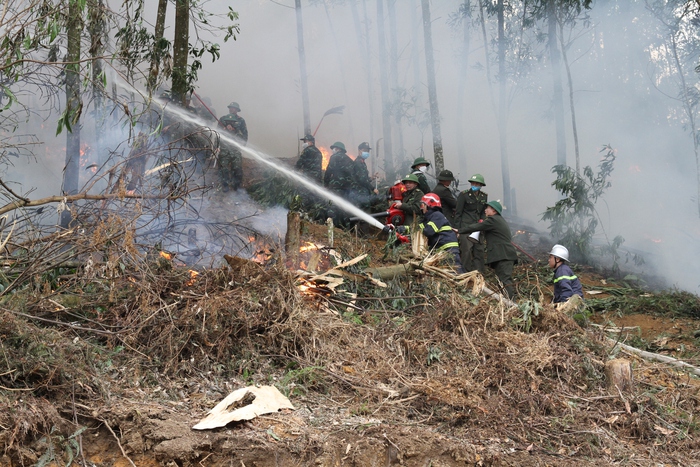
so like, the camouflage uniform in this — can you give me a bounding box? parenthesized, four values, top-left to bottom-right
(295, 144, 323, 183)
(349, 157, 374, 208)
(454, 189, 488, 272)
(218, 108, 247, 191)
(295, 139, 324, 215)
(324, 145, 354, 226)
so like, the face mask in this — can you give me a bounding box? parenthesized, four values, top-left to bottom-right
(471, 186, 481, 191)
(419, 166, 428, 173)
(332, 148, 339, 154)
(361, 151, 370, 160)
(302, 142, 310, 149)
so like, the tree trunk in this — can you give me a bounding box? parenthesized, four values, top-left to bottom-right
(148, 0, 168, 95)
(669, 30, 700, 218)
(456, 0, 472, 173)
(295, 0, 311, 135)
(497, 0, 512, 212)
(89, 0, 107, 168)
(61, 0, 83, 229)
(358, 0, 376, 175)
(558, 21, 580, 176)
(604, 358, 634, 392)
(171, 0, 189, 106)
(387, 0, 405, 165)
(377, 0, 395, 180)
(421, 0, 444, 173)
(322, 2, 355, 144)
(548, 1, 567, 168)
(285, 211, 301, 269)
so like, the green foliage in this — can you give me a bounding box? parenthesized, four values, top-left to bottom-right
(277, 366, 326, 397)
(35, 425, 87, 467)
(542, 145, 624, 266)
(511, 299, 541, 332)
(427, 345, 442, 365)
(586, 290, 700, 319)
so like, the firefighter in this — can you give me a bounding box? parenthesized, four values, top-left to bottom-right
(458, 200, 518, 298)
(431, 169, 458, 226)
(410, 157, 432, 194)
(324, 141, 354, 226)
(295, 134, 323, 183)
(394, 173, 424, 225)
(548, 244, 584, 304)
(393, 193, 465, 274)
(350, 142, 379, 209)
(454, 173, 488, 273)
(218, 101, 248, 192)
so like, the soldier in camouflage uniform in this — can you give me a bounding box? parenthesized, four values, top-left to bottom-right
(296, 134, 323, 183)
(395, 173, 425, 226)
(295, 134, 324, 214)
(410, 157, 432, 195)
(454, 173, 488, 273)
(324, 142, 354, 226)
(349, 142, 379, 209)
(218, 101, 248, 192)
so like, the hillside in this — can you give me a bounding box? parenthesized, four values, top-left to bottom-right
(1, 220, 699, 467)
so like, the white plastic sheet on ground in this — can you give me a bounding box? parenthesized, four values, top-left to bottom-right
(192, 385, 295, 430)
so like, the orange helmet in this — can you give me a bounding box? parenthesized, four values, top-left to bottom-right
(421, 193, 441, 208)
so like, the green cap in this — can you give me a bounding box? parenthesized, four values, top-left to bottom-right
(402, 173, 420, 184)
(487, 200, 503, 214)
(469, 173, 485, 186)
(330, 141, 346, 152)
(228, 101, 241, 111)
(437, 170, 455, 181)
(411, 157, 431, 169)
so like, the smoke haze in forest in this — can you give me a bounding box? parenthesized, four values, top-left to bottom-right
(6, 0, 700, 292)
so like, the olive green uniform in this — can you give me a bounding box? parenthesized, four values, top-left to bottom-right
(218, 113, 247, 191)
(454, 189, 488, 272)
(460, 214, 518, 298)
(430, 183, 457, 226)
(411, 169, 431, 195)
(398, 187, 425, 226)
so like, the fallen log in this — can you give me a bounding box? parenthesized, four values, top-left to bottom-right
(364, 263, 416, 281)
(608, 338, 700, 377)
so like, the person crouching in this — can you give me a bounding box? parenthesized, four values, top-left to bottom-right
(548, 244, 584, 304)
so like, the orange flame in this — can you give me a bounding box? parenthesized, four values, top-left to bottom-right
(299, 242, 319, 253)
(186, 270, 199, 286)
(159, 251, 173, 260)
(319, 146, 331, 171)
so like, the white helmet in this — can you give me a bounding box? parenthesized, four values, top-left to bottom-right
(549, 244, 569, 262)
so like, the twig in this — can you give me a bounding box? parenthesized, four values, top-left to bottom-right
(101, 419, 137, 467)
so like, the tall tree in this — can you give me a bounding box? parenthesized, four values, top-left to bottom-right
(377, 0, 395, 179)
(421, 0, 444, 173)
(296, 0, 311, 135)
(387, 0, 405, 165)
(147, 0, 169, 94)
(496, 0, 512, 212)
(453, 0, 473, 172)
(547, 1, 567, 167)
(61, 0, 84, 228)
(171, 0, 189, 106)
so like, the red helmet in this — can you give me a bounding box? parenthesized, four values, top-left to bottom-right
(421, 193, 441, 208)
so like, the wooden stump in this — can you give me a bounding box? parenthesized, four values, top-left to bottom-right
(605, 358, 634, 392)
(285, 211, 301, 268)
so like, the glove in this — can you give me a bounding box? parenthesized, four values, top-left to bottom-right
(395, 226, 407, 234)
(382, 224, 395, 234)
